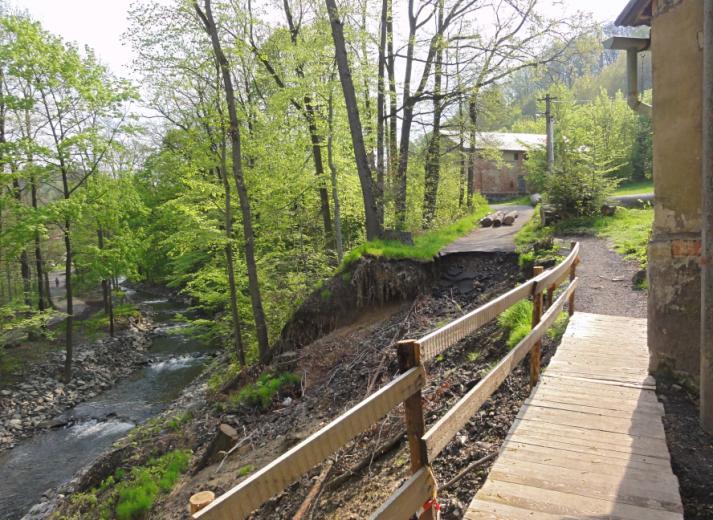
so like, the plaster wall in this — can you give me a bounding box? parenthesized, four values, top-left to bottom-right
(648, 0, 703, 376)
(473, 152, 527, 197)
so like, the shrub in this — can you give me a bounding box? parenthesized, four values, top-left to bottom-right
(498, 300, 533, 349)
(114, 449, 191, 520)
(230, 371, 301, 410)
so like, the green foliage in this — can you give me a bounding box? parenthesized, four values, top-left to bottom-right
(498, 300, 533, 349)
(166, 412, 192, 431)
(340, 197, 489, 267)
(114, 450, 191, 520)
(466, 351, 480, 363)
(229, 371, 301, 410)
(237, 464, 255, 477)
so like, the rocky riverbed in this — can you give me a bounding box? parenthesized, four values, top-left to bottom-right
(0, 317, 153, 451)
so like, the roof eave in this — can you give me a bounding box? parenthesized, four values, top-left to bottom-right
(615, 0, 652, 27)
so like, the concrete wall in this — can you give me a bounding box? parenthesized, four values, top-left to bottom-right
(648, 0, 703, 377)
(474, 151, 527, 198)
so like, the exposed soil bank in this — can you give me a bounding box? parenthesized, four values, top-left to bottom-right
(49, 252, 527, 519)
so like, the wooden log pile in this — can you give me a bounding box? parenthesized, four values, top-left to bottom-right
(480, 210, 518, 227)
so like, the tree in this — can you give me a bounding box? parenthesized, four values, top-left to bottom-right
(194, 0, 271, 364)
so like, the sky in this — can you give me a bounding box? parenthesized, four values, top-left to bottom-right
(14, 0, 630, 76)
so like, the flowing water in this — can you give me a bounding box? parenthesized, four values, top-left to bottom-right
(0, 294, 213, 519)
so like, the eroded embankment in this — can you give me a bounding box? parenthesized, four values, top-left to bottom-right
(49, 251, 548, 520)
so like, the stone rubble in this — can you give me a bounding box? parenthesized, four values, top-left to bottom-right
(0, 318, 153, 451)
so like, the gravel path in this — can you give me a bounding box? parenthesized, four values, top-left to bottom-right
(561, 235, 647, 318)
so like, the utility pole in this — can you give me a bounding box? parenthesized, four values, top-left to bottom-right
(539, 94, 556, 173)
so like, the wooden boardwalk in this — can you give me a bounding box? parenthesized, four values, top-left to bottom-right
(466, 312, 684, 520)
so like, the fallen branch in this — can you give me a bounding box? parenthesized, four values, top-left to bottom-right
(325, 431, 405, 490)
(292, 459, 335, 520)
(215, 428, 258, 474)
(441, 451, 497, 491)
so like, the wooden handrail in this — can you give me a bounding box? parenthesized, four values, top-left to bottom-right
(369, 467, 436, 520)
(421, 279, 578, 460)
(194, 366, 425, 520)
(418, 242, 580, 362)
(194, 243, 581, 520)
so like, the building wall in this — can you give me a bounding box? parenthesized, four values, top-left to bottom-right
(648, 0, 703, 377)
(473, 150, 528, 198)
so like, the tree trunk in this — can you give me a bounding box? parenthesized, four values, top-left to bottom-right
(218, 138, 246, 365)
(458, 95, 466, 207)
(97, 227, 114, 337)
(467, 96, 477, 207)
(196, 0, 271, 364)
(387, 0, 397, 198)
(12, 180, 32, 306)
(422, 0, 444, 228)
(325, 0, 381, 241)
(376, 0, 387, 228)
(63, 218, 73, 382)
(327, 91, 344, 263)
(31, 179, 46, 311)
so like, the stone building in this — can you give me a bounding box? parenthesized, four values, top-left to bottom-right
(471, 132, 545, 199)
(611, 0, 704, 381)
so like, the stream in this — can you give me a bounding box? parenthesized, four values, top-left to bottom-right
(0, 293, 214, 519)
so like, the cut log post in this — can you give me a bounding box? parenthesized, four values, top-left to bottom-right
(491, 211, 504, 227)
(189, 491, 215, 514)
(196, 423, 240, 471)
(480, 215, 494, 227)
(503, 210, 519, 226)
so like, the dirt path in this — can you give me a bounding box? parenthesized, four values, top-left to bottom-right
(561, 235, 646, 318)
(439, 205, 534, 255)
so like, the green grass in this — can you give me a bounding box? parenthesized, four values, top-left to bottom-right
(64, 450, 192, 520)
(555, 207, 653, 268)
(81, 304, 140, 339)
(340, 199, 490, 268)
(114, 450, 191, 520)
(498, 300, 534, 348)
(499, 195, 532, 206)
(229, 371, 301, 410)
(612, 180, 653, 197)
(514, 206, 553, 252)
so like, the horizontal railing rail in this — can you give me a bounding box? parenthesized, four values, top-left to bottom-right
(193, 242, 581, 520)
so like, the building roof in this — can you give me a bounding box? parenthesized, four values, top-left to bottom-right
(615, 0, 652, 27)
(473, 132, 546, 152)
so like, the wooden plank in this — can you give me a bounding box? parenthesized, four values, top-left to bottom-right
(509, 418, 670, 457)
(525, 397, 663, 420)
(529, 388, 664, 414)
(499, 441, 674, 475)
(516, 404, 666, 439)
(487, 462, 682, 513)
(471, 480, 683, 520)
(370, 467, 435, 520)
(502, 437, 672, 468)
(418, 280, 534, 361)
(422, 281, 578, 459)
(536, 376, 659, 400)
(466, 499, 578, 520)
(193, 366, 425, 520)
(542, 373, 656, 390)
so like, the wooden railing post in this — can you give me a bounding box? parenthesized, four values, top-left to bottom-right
(568, 241, 578, 316)
(530, 266, 544, 388)
(396, 340, 436, 520)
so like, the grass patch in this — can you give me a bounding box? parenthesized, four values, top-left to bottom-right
(498, 300, 534, 349)
(62, 449, 192, 520)
(555, 207, 653, 268)
(499, 195, 532, 206)
(612, 180, 653, 196)
(229, 371, 301, 410)
(81, 304, 140, 339)
(340, 198, 489, 268)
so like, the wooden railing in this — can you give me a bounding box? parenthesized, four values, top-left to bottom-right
(193, 242, 581, 520)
